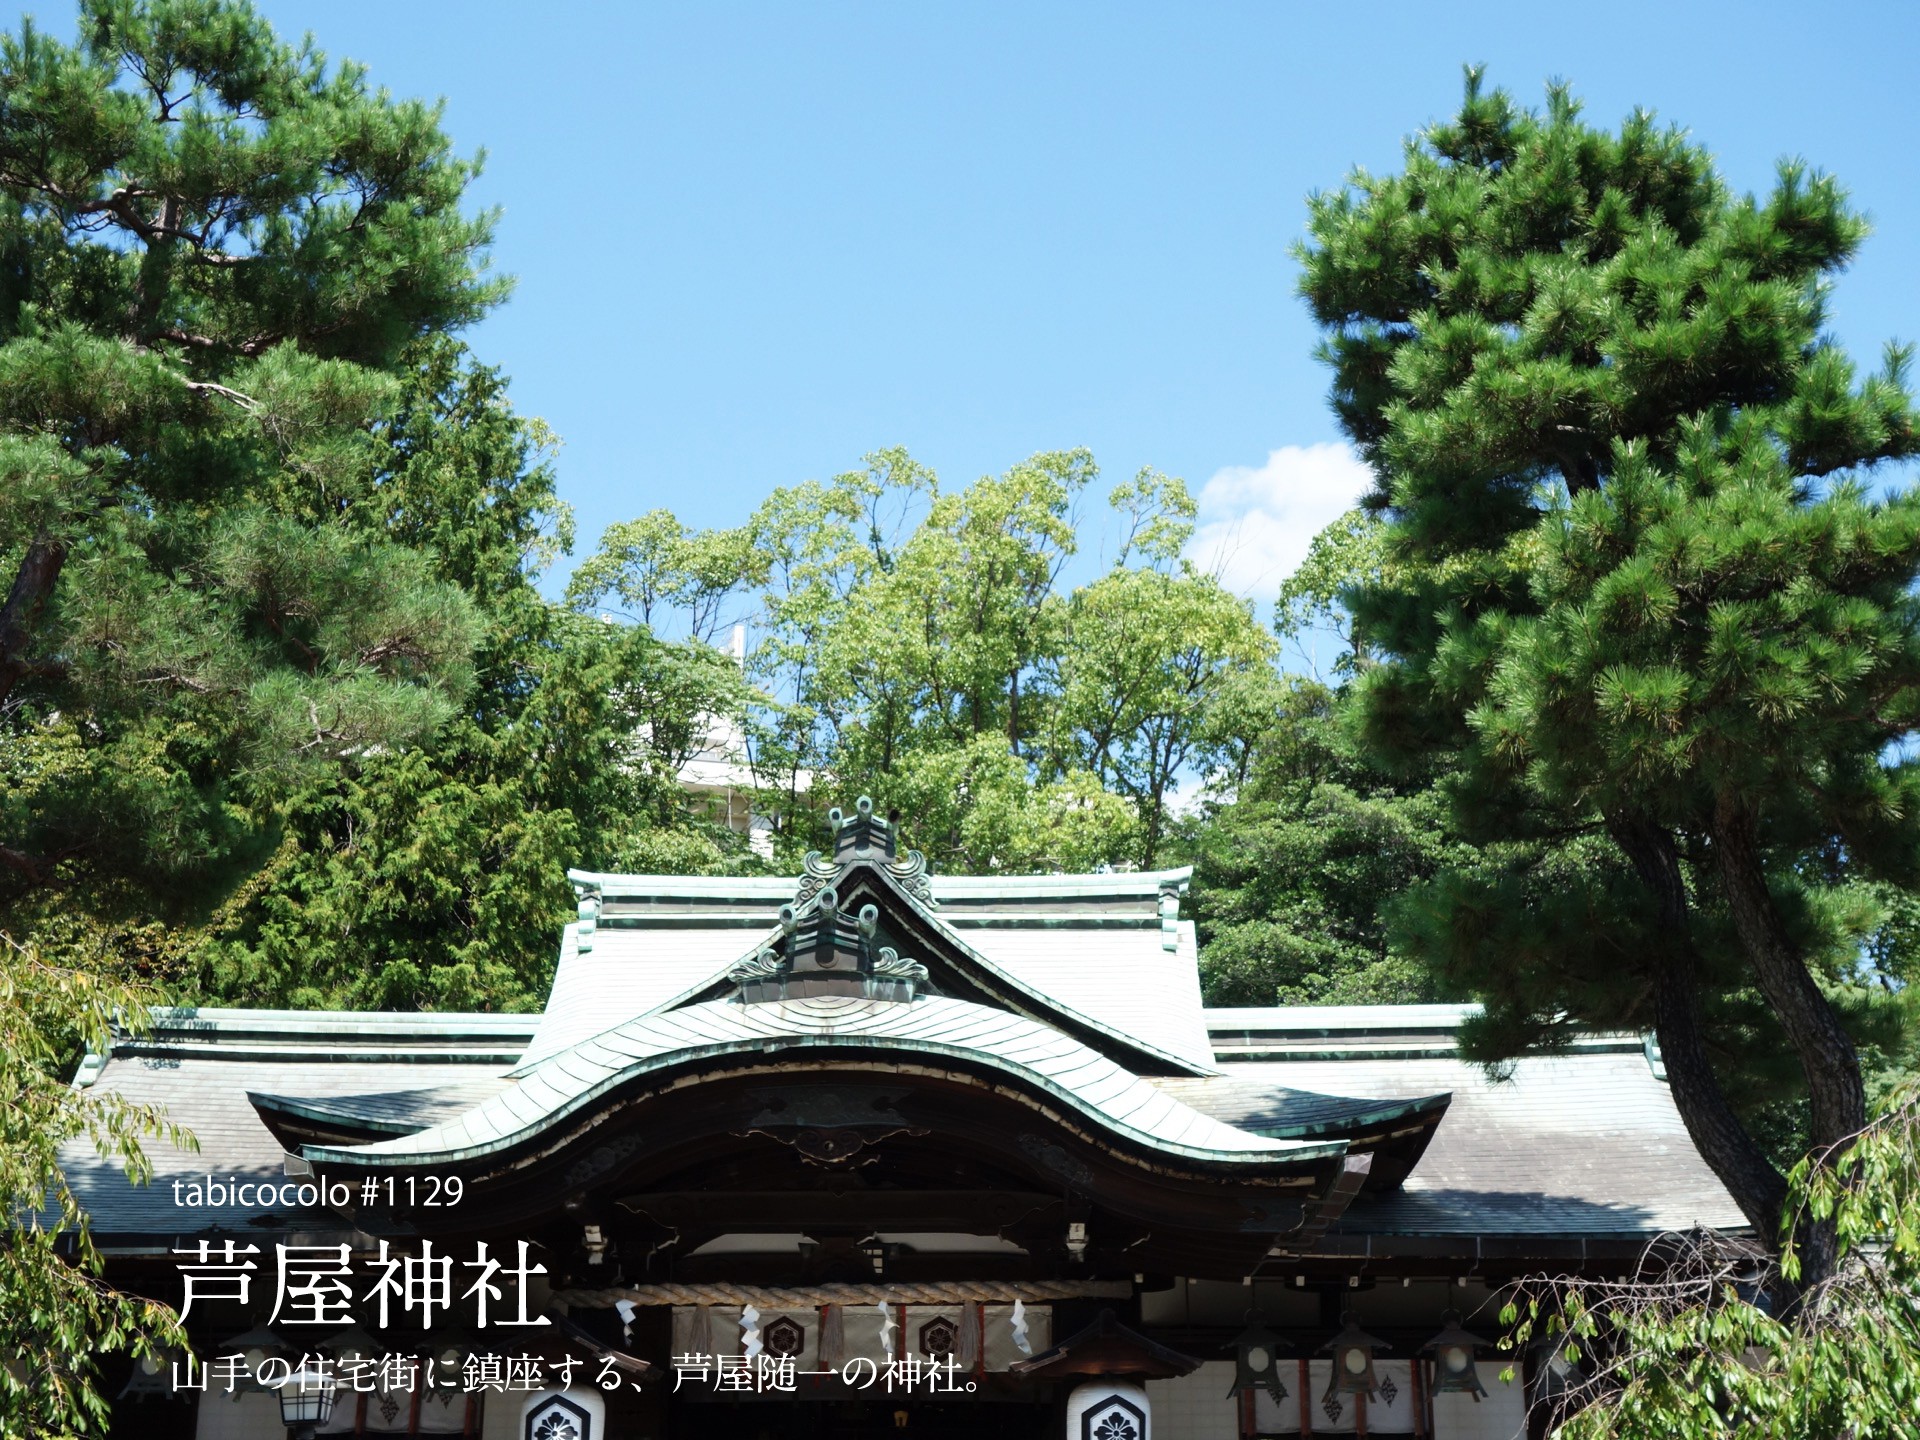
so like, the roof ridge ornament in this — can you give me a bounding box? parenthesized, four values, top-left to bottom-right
(729, 884, 930, 1004)
(887, 847, 936, 907)
(831, 796, 892, 861)
(571, 879, 603, 953)
(796, 797, 938, 910)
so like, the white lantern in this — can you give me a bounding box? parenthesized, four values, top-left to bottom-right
(1065, 1379, 1150, 1440)
(521, 1388, 607, 1440)
(272, 1357, 337, 1440)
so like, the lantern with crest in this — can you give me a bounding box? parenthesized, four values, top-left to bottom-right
(1321, 1313, 1387, 1399)
(1226, 1318, 1289, 1405)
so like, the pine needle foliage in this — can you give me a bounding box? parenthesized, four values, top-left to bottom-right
(0, 0, 502, 917)
(1297, 70, 1920, 1263)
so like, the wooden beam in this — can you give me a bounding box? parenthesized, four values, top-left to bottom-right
(618, 1188, 1060, 1232)
(1294, 1153, 1374, 1244)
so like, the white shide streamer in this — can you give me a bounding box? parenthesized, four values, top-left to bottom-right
(741, 1304, 762, 1360)
(1009, 1299, 1033, 1356)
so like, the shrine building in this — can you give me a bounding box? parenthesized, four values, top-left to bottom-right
(68, 800, 1744, 1440)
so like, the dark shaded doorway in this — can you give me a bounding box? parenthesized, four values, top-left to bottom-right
(672, 1398, 1054, 1440)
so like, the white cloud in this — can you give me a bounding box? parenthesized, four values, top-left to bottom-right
(1184, 442, 1374, 602)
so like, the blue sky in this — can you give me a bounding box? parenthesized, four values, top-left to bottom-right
(125, 2, 1920, 600)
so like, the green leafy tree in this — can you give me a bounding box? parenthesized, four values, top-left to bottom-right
(0, 0, 499, 920)
(566, 508, 759, 645)
(1502, 1082, 1920, 1439)
(873, 732, 1142, 875)
(0, 933, 190, 1437)
(1297, 70, 1920, 1265)
(1181, 673, 1464, 1006)
(192, 343, 756, 1011)
(578, 450, 1279, 873)
(738, 453, 933, 815)
(1271, 508, 1389, 681)
(1176, 508, 1465, 1006)
(834, 449, 1091, 761)
(1054, 564, 1275, 864)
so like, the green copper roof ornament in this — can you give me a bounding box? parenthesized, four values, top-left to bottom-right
(831, 796, 895, 862)
(573, 884, 601, 953)
(729, 883, 929, 1003)
(797, 796, 937, 908)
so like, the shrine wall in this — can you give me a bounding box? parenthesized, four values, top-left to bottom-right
(193, 1392, 282, 1440)
(1144, 1360, 1236, 1439)
(1432, 1382, 1528, 1440)
(1145, 1359, 1530, 1440)
(478, 1394, 514, 1440)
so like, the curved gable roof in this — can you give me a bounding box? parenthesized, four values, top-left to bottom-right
(537, 860, 1214, 1075)
(304, 993, 1338, 1172)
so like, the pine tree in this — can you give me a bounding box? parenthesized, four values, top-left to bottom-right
(0, 3, 505, 1420)
(1297, 71, 1920, 1268)
(190, 341, 758, 1012)
(0, 0, 499, 918)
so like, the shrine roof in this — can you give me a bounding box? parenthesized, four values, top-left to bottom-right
(568, 866, 1194, 907)
(301, 993, 1346, 1172)
(58, 1008, 528, 1241)
(521, 913, 1214, 1075)
(1204, 1006, 1748, 1238)
(57, 999, 1744, 1249)
(532, 861, 1216, 1074)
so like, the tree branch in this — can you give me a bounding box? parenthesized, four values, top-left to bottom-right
(1711, 793, 1867, 1198)
(180, 379, 260, 413)
(1605, 812, 1790, 1245)
(0, 535, 69, 709)
(0, 843, 59, 886)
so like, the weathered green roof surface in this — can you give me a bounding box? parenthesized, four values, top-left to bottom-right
(1203, 1006, 1747, 1237)
(60, 1009, 532, 1238)
(305, 992, 1343, 1170)
(57, 862, 1746, 1249)
(540, 866, 1215, 1073)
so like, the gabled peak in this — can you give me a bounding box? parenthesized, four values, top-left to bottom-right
(561, 800, 1217, 1076)
(800, 795, 938, 909)
(728, 885, 929, 1004)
